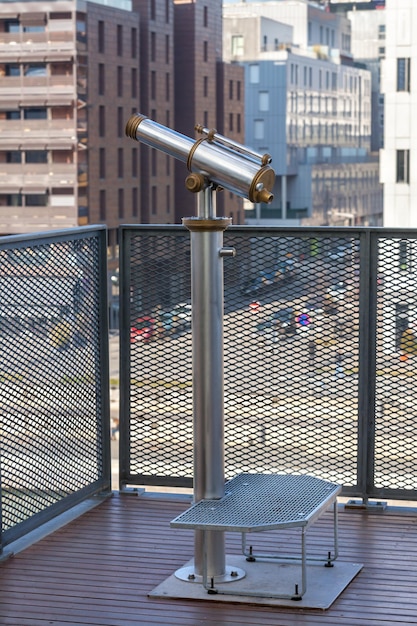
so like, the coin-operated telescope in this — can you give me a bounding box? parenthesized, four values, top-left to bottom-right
(125, 114, 275, 590)
(125, 113, 275, 204)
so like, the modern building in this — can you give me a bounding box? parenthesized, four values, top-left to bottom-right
(173, 0, 244, 223)
(131, 0, 175, 226)
(223, 1, 382, 226)
(0, 0, 143, 248)
(380, 0, 416, 227)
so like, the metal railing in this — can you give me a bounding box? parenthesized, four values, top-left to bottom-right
(119, 225, 417, 502)
(0, 226, 111, 553)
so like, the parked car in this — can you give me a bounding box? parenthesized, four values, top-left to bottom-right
(130, 316, 156, 343)
(160, 302, 192, 335)
(256, 306, 297, 339)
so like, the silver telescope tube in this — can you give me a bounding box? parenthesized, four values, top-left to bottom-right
(126, 114, 275, 204)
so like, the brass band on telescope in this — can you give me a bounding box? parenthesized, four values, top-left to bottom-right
(125, 113, 147, 139)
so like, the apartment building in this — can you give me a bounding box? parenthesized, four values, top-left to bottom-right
(0, 0, 142, 241)
(132, 0, 175, 225)
(173, 0, 244, 223)
(223, 0, 382, 226)
(380, 0, 416, 227)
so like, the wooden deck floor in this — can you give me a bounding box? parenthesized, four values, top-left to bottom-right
(0, 492, 416, 626)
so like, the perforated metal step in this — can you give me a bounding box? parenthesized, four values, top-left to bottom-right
(171, 473, 341, 533)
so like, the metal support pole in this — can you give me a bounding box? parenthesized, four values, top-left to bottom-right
(183, 197, 229, 580)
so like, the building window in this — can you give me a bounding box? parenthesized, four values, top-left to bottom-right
(98, 21, 105, 53)
(237, 81, 241, 100)
(98, 63, 105, 95)
(5, 64, 20, 76)
(99, 105, 105, 137)
(151, 0, 156, 20)
(131, 28, 137, 58)
(254, 119, 264, 140)
(99, 189, 106, 221)
(166, 185, 171, 214)
(229, 80, 233, 99)
(203, 41, 208, 62)
(399, 241, 411, 270)
(151, 71, 156, 99)
(117, 106, 123, 137)
(151, 148, 157, 176)
(99, 148, 105, 178)
(117, 66, 123, 97)
(229, 112, 233, 132)
(259, 91, 269, 111)
(165, 0, 170, 23)
(151, 32, 156, 62)
(131, 68, 137, 99)
(132, 147, 138, 177)
(204, 6, 208, 27)
(165, 73, 170, 101)
(24, 108, 47, 119)
(397, 149, 410, 183)
(151, 185, 157, 215)
(165, 34, 170, 63)
(397, 58, 411, 92)
(204, 111, 208, 127)
(231, 35, 244, 57)
(237, 113, 241, 134)
(118, 188, 124, 218)
(249, 64, 259, 84)
(132, 187, 138, 217)
(204, 76, 208, 97)
(25, 150, 47, 163)
(118, 148, 124, 178)
(117, 25, 123, 56)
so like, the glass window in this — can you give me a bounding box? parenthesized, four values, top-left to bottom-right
(5, 64, 20, 77)
(99, 189, 106, 221)
(98, 21, 105, 53)
(118, 148, 123, 178)
(151, 32, 156, 62)
(25, 150, 47, 163)
(5, 21, 19, 33)
(254, 119, 264, 140)
(117, 66, 123, 97)
(204, 6, 208, 28)
(249, 64, 259, 84)
(24, 108, 47, 119)
(203, 41, 208, 62)
(5, 110, 20, 120)
(131, 68, 137, 99)
(24, 64, 47, 77)
(25, 193, 48, 206)
(131, 28, 137, 58)
(117, 107, 123, 138)
(259, 91, 269, 111)
(231, 35, 244, 57)
(117, 25, 123, 56)
(117, 189, 125, 219)
(132, 187, 138, 217)
(132, 147, 138, 177)
(397, 58, 411, 92)
(98, 63, 105, 95)
(99, 148, 105, 179)
(5, 151, 21, 163)
(99, 105, 105, 137)
(397, 149, 410, 183)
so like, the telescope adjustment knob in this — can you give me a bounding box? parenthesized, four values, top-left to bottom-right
(185, 172, 207, 193)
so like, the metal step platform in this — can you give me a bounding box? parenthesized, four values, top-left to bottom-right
(171, 473, 341, 599)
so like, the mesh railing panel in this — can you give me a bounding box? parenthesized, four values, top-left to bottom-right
(121, 227, 362, 492)
(374, 236, 417, 497)
(0, 230, 109, 542)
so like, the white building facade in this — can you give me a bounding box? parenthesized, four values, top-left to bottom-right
(380, 0, 417, 227)
(223, 1, 381, 226)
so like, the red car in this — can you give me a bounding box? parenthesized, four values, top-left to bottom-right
(130, 316, 156, 343)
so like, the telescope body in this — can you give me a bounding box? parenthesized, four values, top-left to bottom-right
(125, 114, 275, 204)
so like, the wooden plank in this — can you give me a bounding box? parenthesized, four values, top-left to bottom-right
(1, 493, 417, 626)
